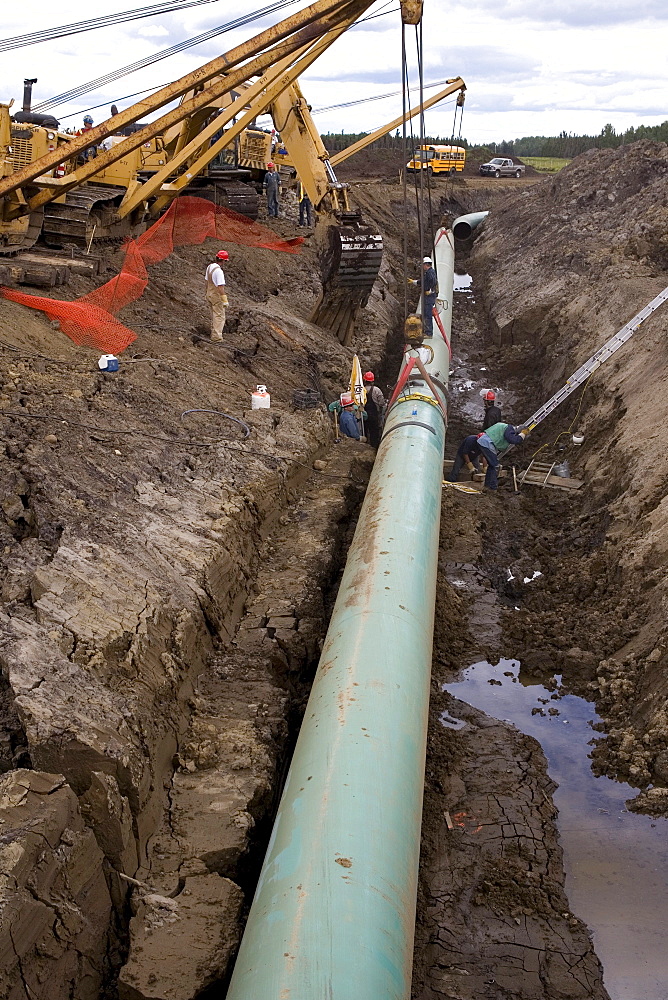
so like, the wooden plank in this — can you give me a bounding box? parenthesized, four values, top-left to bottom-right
(521, 473, 584, 490)
(14, 252, 98, 276)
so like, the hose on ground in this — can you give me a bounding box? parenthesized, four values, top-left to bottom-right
(180, 408, 251, 439)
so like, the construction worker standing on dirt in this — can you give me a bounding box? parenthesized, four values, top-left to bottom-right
(264, 163, 281, 218)
(409, 257, 438, 337)
(482, 390, 502, 429)
(362, 371, 386, 449)
(205, 250, 229, 343)
(298, 181, 313, 227)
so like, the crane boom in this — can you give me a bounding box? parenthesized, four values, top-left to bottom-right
(0, 0, 370, 208)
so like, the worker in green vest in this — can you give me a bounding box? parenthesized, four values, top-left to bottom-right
(476, 422, 529, 489)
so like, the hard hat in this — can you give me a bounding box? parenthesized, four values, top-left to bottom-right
(423, 256, 432, 264)
(340, 391, 353, 406)
(83, 115, 93, 124)
(484, 390, 496, 401)
(216, 250, 229, 260)
(267, 161, 275, 169)
(363, 371, 374, 382)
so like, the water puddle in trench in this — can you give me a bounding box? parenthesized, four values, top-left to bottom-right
(453, 272, 473, 291)
(443, 658, 668, 1000)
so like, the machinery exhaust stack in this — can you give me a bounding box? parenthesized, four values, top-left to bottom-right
(22, 79, 37, 114)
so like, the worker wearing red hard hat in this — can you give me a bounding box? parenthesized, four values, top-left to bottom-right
(481, 387, 502, 429)
(362, 370, 387, 449)
(263, 162, 281, 218)
(204, 250, 229, 343)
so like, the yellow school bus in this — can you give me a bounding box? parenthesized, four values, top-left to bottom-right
(406, 144, 466, 175)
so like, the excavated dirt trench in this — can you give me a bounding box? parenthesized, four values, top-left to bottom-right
(2, 145, 668, 1000)
(415, 143, 668, 1000)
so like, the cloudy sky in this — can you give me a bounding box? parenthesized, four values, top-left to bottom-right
(1, 0, 666, 144)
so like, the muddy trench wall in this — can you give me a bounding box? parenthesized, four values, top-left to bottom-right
(462, 141, 668, 809)
(0, 182, 414, 999)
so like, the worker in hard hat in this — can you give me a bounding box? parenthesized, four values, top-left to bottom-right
(338, 396, 362, 440)
(408, 257, 439, 337)
(481, 389, 502, 429)
(448, 421, 529, 490)
(204, 250, 229, 343)
(362, 371, 386, 449)
(77, 114, 97, 162)
(263, 162, 281, 218)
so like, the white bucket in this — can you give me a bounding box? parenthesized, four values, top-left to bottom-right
(251, 385, 270, 409)
(572, 433, 584, 446)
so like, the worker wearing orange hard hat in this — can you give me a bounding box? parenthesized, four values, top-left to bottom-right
(263, 162, 281, 218)
(481, 388, 502, 429)
(362, 371, 386, 449)
(204, 249, 229, 343)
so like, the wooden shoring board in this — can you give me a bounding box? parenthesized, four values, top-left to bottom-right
(520, 473, 584, 491)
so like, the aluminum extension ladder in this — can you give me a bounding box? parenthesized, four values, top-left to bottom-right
(522, 284, 668, 432)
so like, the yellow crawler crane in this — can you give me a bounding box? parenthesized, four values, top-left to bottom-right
(0, 0, 443, 342)
(0, 0, 375, 242)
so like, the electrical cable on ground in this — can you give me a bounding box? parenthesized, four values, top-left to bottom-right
(0, 407, 365, 481)
(180, 408, 250, 438)
(528, 371, 594, 463)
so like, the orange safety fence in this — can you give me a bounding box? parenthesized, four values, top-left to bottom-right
(0, 196, 303, 353)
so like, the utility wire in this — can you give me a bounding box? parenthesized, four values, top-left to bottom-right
(33, 0, 396, 114)
(0, 0, 223, 53)
(32, 0, 300, 112)
(312, 75, 458, 114)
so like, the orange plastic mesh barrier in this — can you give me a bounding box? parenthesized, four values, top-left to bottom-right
(0, 197, 303, 353)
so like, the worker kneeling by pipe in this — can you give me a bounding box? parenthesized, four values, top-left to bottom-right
(447, 422, 529, 490)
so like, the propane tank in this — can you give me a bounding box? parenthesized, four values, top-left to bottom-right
(251, 384, 270, 409)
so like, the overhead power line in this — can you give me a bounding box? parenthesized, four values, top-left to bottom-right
(0, 0, 224, 53)
(312, 76, 457, 114)
(32, 0, 300, 112)
(33, 0, 397, 115)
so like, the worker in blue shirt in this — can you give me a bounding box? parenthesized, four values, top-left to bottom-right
(409, 256, 438, 337)
(339, 402, 361, 439)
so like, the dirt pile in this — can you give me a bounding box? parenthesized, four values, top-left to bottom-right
(0, 186, 403, 997)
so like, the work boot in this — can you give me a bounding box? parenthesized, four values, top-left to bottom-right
(210, 333, 223, 343)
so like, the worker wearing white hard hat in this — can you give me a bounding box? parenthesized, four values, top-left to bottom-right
(408, 257, 439, 337)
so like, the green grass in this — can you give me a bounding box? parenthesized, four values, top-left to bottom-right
(522, 156, 571, 173)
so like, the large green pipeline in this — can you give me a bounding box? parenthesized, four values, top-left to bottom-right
(225, 217, 478, 1000)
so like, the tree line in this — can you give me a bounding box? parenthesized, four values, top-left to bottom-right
(322, 121, 668, 159)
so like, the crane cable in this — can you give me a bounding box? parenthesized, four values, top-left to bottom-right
(31, 0, 396, 114)
(31, 0, 300, 112)
(401, 21, 409, 321)
(416, 20, 435, 257)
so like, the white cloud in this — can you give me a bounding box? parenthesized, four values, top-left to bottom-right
(0, 0, 665, 143)
(136, 25, 170, 38)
